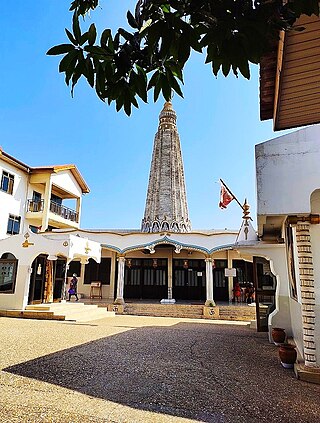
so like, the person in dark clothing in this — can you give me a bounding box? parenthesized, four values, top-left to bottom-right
(68, 273, 79, 301)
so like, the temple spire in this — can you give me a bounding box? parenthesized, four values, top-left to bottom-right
(141, 102, 191, 233)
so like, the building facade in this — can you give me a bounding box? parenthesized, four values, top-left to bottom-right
(0, 147, 89, 239)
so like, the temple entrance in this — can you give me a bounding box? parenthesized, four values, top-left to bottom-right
(212, 260, 229, 301)
(28, 255, 67, 304)
(124, 258, 167, 299)
(173, 259, 206, 301)
(28, 255, 47, 304)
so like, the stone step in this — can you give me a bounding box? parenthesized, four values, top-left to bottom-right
(18, 303, 115, 322)
(0, 309, 65, 321)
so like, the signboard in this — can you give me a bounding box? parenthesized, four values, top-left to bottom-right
(224, 268, 237, 277)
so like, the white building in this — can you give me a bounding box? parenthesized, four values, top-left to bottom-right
(1, 103, 318, 380)
(0, 147, 89, 239)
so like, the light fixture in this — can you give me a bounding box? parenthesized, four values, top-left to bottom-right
(153, 259, 158, 268)
(183, 260, 188, 269)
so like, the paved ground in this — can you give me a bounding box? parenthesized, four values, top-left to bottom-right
(0, 315, 319, 423)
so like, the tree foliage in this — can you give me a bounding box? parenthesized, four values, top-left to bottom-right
(47, 0, 320, 115)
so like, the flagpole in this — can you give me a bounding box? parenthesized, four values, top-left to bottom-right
(219, 178, 244, 211)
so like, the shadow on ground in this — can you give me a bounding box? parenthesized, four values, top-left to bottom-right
(4, 322, 320, 422)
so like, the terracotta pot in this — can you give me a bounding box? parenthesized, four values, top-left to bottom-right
(279, 344, 297, 369)
(272, 327, 286, 345)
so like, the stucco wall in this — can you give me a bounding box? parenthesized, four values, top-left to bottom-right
(51, 171, 83, 198)
(256, 125, 320, 216)
(0, 160, 28, 239)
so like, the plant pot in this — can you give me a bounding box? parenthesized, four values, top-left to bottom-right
(279, 344, 297, 369)
(272, 327, 286, 345)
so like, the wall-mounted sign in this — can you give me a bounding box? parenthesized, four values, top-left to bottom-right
(225, 268, 237, 277)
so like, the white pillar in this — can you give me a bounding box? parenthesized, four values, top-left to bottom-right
(114, 256, 125, 305)
(41, 176, 52, 231)
(108, 252, 117, 301)
(205, 257, 215, 306)
(227, 250, 234, 301)
(160, 254, 176, 303)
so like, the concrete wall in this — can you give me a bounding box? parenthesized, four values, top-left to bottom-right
(256, 125, 320, 216)
(0, 160, 28, 239)
(51, 171, 83, 198)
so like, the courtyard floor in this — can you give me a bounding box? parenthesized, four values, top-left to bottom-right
(0, 315, 319, 423)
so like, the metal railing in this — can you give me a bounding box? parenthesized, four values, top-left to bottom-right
(49, 201, 79, 222)
(26, 199, 79, 223)
(26, 199, 44, 212)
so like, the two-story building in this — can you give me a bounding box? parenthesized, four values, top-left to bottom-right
(0, 147, 89, 239)
(0, 148, 101, 310)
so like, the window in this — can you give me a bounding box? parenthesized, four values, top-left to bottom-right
(51, 194, 62, 205)
(84, 258, 111, 284)
(7, 215, 21, 235)
(0, 171, 14, 195)
(0, 253, 18, 293)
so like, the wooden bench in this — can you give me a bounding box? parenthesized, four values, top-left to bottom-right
(90, 281, 102, 299)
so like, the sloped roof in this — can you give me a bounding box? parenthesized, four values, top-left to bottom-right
(260, 14, 320, 130)
(0, 147, 89, 193)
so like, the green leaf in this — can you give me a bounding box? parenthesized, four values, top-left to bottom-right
(80, 32, 89, 46)
(47, 44, 75, 56)
(84, 45, 111, 56)
(59, 49, 79, 73)
(127, 10, 139, 29)
(160, 73, 171, 101)
(118, 28, 133, 42)
(65, 28, 77, 45)
(72, 12, 81, 42)
(139, 19, 152, 35)
(88, 23, 97, 46)
(85, 57, 94, 87)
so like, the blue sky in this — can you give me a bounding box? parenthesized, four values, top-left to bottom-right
(0, 1, 291, 231)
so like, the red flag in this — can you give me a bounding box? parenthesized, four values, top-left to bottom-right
(219, 183, 234, 209)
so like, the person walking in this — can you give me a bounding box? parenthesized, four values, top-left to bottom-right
(68, 273, 79, 301)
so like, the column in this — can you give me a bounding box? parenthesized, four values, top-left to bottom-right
(114, 256, 125, 305)
(205, 257, 215, 306)
(160, 254, 176, 303)
(109, 252, 116, 301)
(76, 196, 82, 224)
(227, 250, 233, 301)
(296, 223, 318, 367)
(61, 259, 72, 301)
(41, 176, 52, 231)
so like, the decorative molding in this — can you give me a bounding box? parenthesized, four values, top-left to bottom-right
(296, 222, 317, 367)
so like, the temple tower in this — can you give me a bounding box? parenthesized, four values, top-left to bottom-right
(141, 101, 191, 233)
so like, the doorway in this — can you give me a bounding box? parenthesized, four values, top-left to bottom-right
(253, 256, 276, 332)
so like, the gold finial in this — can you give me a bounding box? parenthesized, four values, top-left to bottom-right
(242, 199, 251, 220)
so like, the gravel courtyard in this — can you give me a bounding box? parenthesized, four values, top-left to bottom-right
(0, 315, 319, 423)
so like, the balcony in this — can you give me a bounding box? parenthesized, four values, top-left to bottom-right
(26, 200, 79, 223)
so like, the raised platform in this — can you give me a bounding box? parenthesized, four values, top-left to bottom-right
(0, 302, 115, 323)
(120, 302, 256, 321)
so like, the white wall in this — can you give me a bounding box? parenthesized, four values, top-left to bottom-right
(0, 160, 28, 239)
(256, 125, 320, 216)
(51, 171, 83, 198)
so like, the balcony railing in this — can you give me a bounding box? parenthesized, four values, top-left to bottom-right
(26, 199, 44, 212)
(49, 201, 79, 222)
(26, 199, 79, 223)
